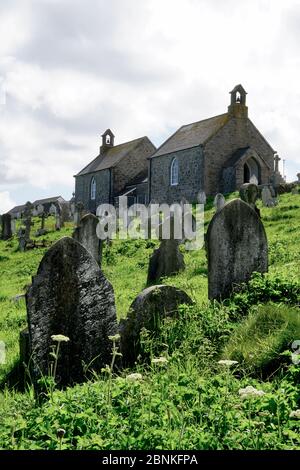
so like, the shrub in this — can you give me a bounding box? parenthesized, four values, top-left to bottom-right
(222, 303, 300, 377)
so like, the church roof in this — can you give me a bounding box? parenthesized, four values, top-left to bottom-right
(76, 137, 151, 176)
(150, 113, 229, 158)
(33, 196, 65, 206)
(8, 204, 26, 214)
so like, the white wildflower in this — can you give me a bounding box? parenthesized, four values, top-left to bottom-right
(218, 360, 238, 367)
(289, 409, 300, 419)
(151, 356, 168, 365)
(126, 373, 143, 382)
(51, 334, 70, 343)
(108, 334, 121, 342)
(239, 385, 265, 399)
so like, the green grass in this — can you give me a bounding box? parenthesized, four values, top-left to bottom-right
(1, 192, 300, 449)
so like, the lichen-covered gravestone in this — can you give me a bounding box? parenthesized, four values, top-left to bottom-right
(206, 199, 268, 300)
(213, 193, 225, 212)
(119, 285, 193, 366)
(73, 213, 102, 266)
(1, 213, 12, 240)
(261, 186, 274, 207)
(26, 237, 118, 386)
(239, 183, 261, 216)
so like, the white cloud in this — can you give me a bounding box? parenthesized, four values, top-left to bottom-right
(0, 0, 300, 206)
(0, 191, 15, 214)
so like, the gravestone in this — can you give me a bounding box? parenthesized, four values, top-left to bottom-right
(26, 237, 118, 386)
(261, 186, 275, 206)
(23, 202, 33, 242)
(239, 183, 261, 216)
(49, 204, 57, 216)
(1, 213, 12, 240)
(214, 193, 225, 212)
(119, 285, 193, 366)
(206, 199, 268, 300)
(197, 191, 207, 205)
(11, 219, 16, 235)
(147, 216, 185, 283)
(74, 202, 84, 226)
(18, 228, 27, 252)
(60, 202, 70, 224)
(73, 213, 102, 265)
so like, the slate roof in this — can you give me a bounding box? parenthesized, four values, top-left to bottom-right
(76, 137, 149, 176)
(33, 196, 65, 206)
(126, 169, 148, 187)
(150, 113, 229, 158)
(8, 204, 26, 214)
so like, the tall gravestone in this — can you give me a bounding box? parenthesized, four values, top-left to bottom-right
(206, 199, 268, 300)
(1, 213, 12, 240)
(214, 193, 225, 212)
(26, 237, 118, 386)
(23, 202, 33, 242)
(73, 213, 102, 266)
(119, 285, 193, 366)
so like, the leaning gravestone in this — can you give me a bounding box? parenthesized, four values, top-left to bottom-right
(206, 199, 268, 300)
(214, 193, 225, 212)
(1, 213, 12, 240)
(73, 213, 102, 266)
(26, 237, 118, 386)
(119, 285, 193, 366)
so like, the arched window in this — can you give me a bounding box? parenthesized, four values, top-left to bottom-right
(106, 134, 111, 144)
(90, 177, 96, 200)
(170, 158, 179, 186)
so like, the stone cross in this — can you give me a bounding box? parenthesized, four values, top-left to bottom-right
(206, 199, 268, 300)
(274, 154, 281, 173)
(25, 237, 118, 387)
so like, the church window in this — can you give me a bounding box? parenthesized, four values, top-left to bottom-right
(106, 134, 111, 144)
(90, 177, 96, 200)
(170, 158, 179, 186)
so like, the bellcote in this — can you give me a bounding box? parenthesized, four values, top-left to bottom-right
(228, 84, 248, 118)
(100, 129, 115, 154)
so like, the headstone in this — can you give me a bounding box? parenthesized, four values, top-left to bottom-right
(74, 202, 84, 226)
(119, 285, 193, 366)
(239, 183, 261, 215)
(18, 228, 27, 252)
(197, 191, 207, 205)
(36, 204, 44, 216)
(213, 193, 225, 212)
(11, 219, 16, 235)
(206, 199, 268, 300)
(1, 213, 12, 240)
(49, 204, 57, 216)
(261, 186, 276, 206)
(26, 237, 118, 386)
(147, 238, 185, 284)
(60, 202, 70, 224)
(73, 213, 102, 265)
(23, 202, 33, 242)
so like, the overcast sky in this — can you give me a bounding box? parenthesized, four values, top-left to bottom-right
(0, 0, 300, 212)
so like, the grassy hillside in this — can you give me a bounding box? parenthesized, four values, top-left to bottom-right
(0, 192, 300, 449)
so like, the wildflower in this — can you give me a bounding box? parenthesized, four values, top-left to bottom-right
(126, 373, 143, 382)
(239, 385, 265, 399)
(151, 356, 168, 365)
(218, 359, 238, 367)
(108, 334, 121, 342)
(289, 409, 300, 419)
(51, 334, 70, 343)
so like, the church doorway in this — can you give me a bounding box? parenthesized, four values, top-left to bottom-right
(243, 157, 260, 185)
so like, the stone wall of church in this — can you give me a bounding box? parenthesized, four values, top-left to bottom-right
(204, 117, 274, 195)
(75, 169, 111, 213)
(150, 146, 204, 204)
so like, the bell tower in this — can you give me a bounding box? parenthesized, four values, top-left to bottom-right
(228, 84, 248, 118)
(100, 129, 115, 154)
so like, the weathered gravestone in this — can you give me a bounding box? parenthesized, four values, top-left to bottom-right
(26, 237, 118, 386)
(18, 228, 27, 252)
(261, 186, 275, 206)
(239, 183, 261, 216)
(119, 285, 193, 366)
(214, 193, 225, 212)
(23, 202, 33, 242)
(60, 202, 70, 224)
(11, 219, 16, 235)
(147, 215, 185, 284)
(206, 199, 268, 300)
(73, 213, 102, 266)
(1, 213, 12, 240)
(74, 202, 84, 226)
(197, 191, 207, 205)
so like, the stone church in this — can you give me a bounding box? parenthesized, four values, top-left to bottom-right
(149, 85, 283, 203)
(75, 129, 156, 212)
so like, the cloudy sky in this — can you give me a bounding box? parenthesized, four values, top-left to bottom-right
(0, 0, 300, 212)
